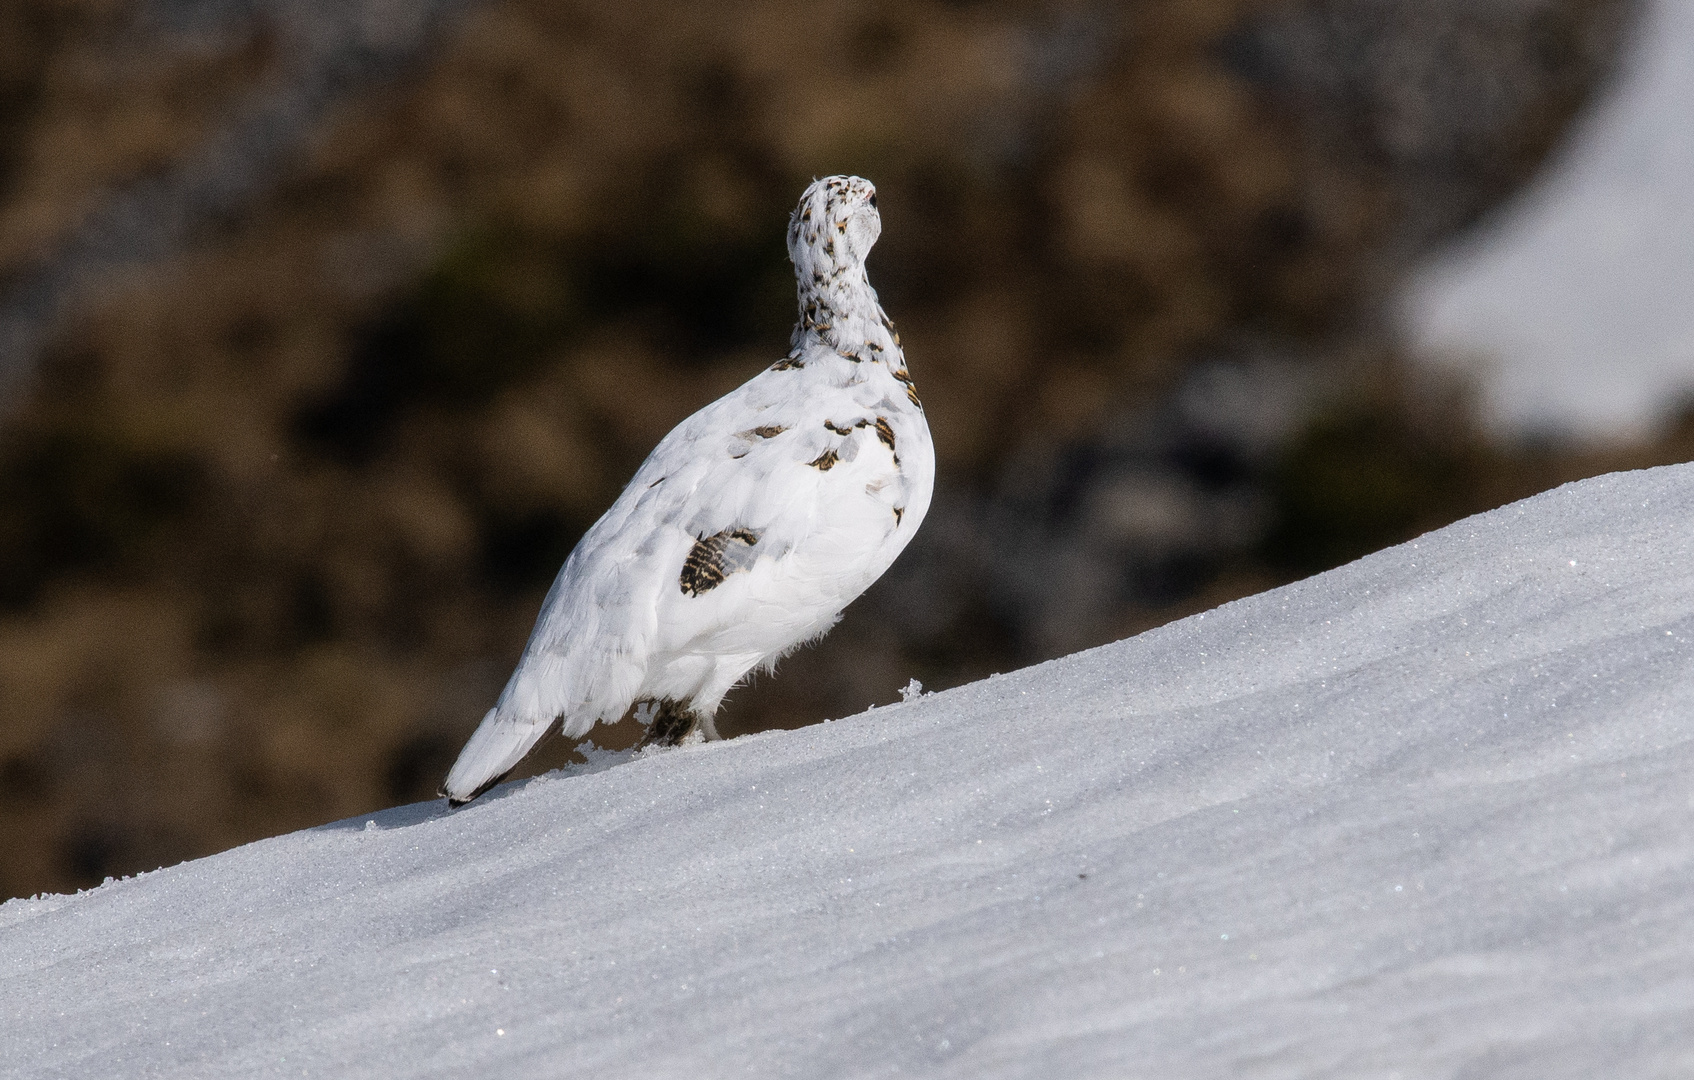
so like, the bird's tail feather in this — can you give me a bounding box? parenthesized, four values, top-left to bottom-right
(441, 706, 555, 807)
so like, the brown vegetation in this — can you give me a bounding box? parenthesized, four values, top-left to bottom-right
(0, 0, 1663, 900)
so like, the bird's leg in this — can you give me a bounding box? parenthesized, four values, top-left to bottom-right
(635, 698, 698, 749)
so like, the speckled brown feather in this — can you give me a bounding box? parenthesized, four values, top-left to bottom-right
(679, 527, 762, 596)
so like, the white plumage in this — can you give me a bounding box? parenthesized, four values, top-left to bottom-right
(442, 175, 934, 805)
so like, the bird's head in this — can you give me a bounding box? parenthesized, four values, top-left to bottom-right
(787, 175, 880, 278)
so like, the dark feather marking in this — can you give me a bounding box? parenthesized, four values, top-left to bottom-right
(893, 506, 904, 525)
(891, 367, 921, 408)
(808, 448, 840, 471)
(742, 425, 786, 439)
(772, 356, 805, 371)
(679, 527, 762, 596)
(874, 417, 895, 454)
(649, 475, 666, 488)
(445, 763, 519, 807)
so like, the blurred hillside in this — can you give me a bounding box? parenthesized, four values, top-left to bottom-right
(1407, 0, 1694, 437)
(0, 0, 1674, 901)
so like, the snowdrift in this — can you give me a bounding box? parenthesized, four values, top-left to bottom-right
(6, 465, 1694, 1078)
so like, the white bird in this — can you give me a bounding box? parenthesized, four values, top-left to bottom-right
(442, 175, 934, 806)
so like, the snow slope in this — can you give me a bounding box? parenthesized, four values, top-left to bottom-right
(6, 465, 1694, 1078)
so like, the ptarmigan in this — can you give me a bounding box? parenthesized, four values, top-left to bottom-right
(442, 175, 934, 806)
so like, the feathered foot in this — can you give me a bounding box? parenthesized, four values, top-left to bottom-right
(635, 698, 702, 749)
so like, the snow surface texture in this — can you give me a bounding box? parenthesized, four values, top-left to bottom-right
(1404, 0, 1694, 439)
(6, 464, 1694, 1078)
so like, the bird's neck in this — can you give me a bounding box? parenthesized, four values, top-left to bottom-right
(790, 265, 901, 362)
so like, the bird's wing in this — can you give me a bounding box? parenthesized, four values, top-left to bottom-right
(641, 362, 923, 661)
(442, 359, 920, 804)
(440, 482, 681, 803)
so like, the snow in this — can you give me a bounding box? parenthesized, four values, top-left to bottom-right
(1403, 0, 1694, 439)
(6, 464, 1694, 1077)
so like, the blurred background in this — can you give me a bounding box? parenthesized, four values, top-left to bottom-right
(2, 0, 1691, 901)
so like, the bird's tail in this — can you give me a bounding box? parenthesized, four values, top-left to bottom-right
(441, 706, 555, 807)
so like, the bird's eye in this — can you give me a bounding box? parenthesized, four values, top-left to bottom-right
(868, 193, 878, 209)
